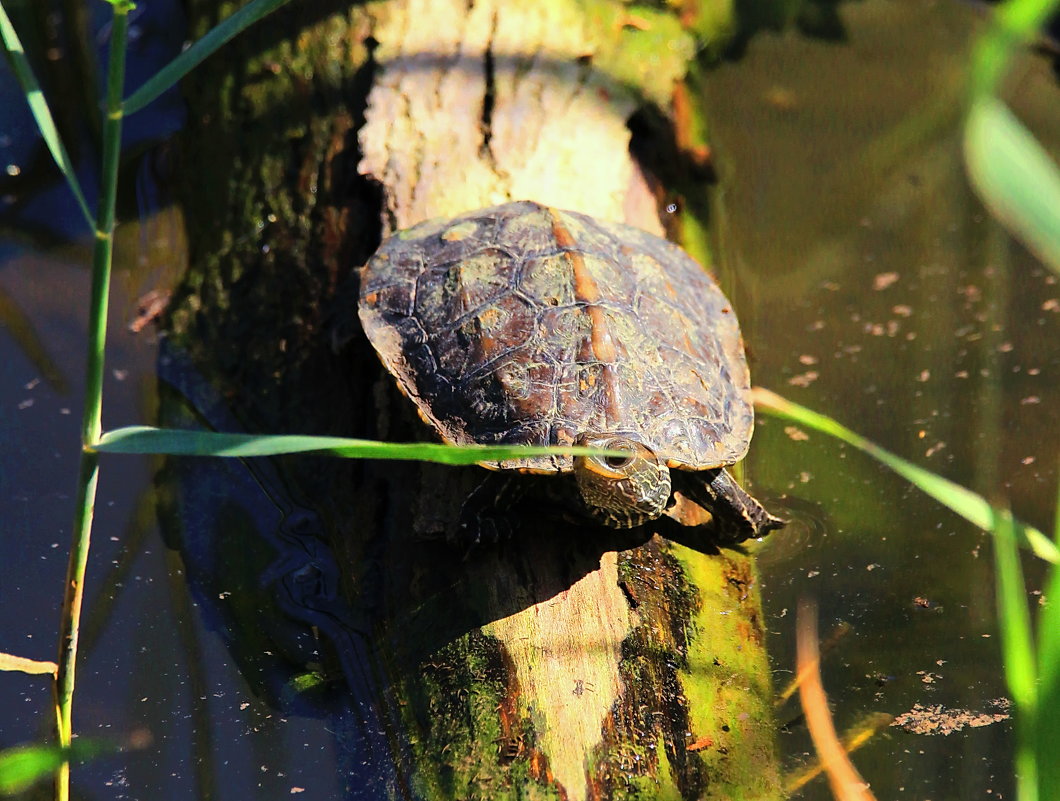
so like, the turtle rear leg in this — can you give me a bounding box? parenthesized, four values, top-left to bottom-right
(673, 468, 785, 545)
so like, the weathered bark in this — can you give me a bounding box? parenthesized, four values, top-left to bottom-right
(167, 1, 781, 799)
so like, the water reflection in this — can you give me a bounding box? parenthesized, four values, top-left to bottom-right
(705, 2, 1059, 798)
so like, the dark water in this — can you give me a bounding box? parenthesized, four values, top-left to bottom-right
(1, 1, 1058, 799)
(705, 2, 1060, 798)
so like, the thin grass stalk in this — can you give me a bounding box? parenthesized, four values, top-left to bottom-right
(53, 4, 130, 799)
(993, 509, 1038, 801)
(1041, 479, 1060, 799)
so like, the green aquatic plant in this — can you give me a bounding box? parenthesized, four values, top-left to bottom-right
(0, 0, 363, 797)
(0, 2, 137, 796)
(965, 2, 1060, 276)
(963, 2, 1060, 800)
(0, 741, 112, 796)
(760, 1, 1060, 798)
(753, 389, 1058, 564)
(92, 426, 618, 463)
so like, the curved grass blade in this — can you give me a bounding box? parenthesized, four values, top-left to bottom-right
(964, 97, 1060, 276)
(783, 712, 893, 795)
(752, 387, 1060, 564)
(93, 425, 621, 465)
(0, 1, 93, 228)
(793, 598, 877, 801)
(0, 740, 109, 795)
(123, 0, 293, 114)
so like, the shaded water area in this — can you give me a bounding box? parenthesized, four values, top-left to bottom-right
(1, 1, 1058, 799)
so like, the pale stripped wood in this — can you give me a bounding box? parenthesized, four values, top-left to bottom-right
(359, 0, 642, 233)
(486, 551, 632, 801)
(357, 1, 780, 798)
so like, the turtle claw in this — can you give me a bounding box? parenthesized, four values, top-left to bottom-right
(674, 468, 785, 546)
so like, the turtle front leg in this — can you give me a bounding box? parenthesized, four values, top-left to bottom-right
(672, 469, 785, 545)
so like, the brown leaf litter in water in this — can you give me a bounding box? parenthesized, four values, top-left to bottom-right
(873, 272, 900, 291)
(788, 371, 819, 388)
(891, 701, 1010, 736)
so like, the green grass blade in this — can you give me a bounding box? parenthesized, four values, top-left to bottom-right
(0, 741, 108, 795)
(993, 509, 1038, 709)
(54, 8, 130, 798)
(752, 388, 1060, 564)
(969, 0, 1060, 99)
(0, 652, 57, 675)
(1037, 469, 1060, 800)
(93, 425, 621, 465)
(1038, 557, 1060, 800)
(0, 745, 66, 795)
(123, 0, 293, 114)
(1034, 555, 1060, 801)
(964, 97, 1060, 276)
(0, 1, 93, 228)
(992, 508, 1039, 801)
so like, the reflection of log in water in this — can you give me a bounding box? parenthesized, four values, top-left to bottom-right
(157, 341, 407, 796)
(167, 0, 782, 797)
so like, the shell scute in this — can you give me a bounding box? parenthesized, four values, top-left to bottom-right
(414, 249, 513, 332)
(358, 201, 755, 473)
(517, 253, 579, 308)
(494, 205, 565, 257)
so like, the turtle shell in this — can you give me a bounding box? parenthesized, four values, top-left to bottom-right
(358, 201, 754, 473)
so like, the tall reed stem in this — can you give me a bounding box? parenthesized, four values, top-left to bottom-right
(54, 4, 130, 799)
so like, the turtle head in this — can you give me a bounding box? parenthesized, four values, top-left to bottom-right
(573, 434, 672, 529)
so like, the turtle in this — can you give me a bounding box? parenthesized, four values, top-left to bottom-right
(357, 200, 783, 545)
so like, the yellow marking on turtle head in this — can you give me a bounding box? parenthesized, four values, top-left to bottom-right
(573, 434, 672, 528)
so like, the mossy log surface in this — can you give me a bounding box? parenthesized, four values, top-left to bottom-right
(168, 1, 781, 799)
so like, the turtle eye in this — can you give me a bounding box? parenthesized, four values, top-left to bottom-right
(599, 437, 640, 472)
(574, 435, 672, 529)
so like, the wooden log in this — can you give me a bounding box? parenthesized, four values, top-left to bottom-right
(170, 1, 782, 798)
